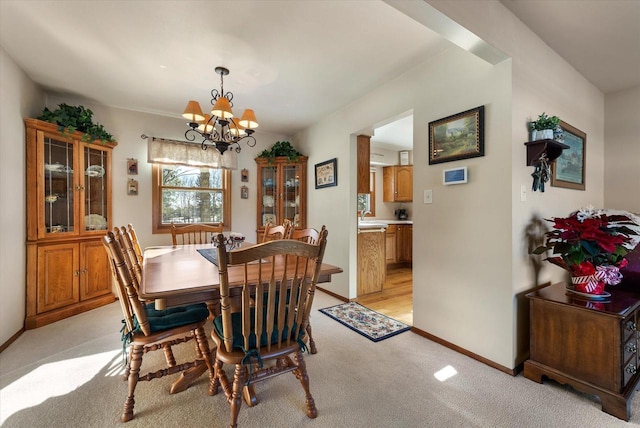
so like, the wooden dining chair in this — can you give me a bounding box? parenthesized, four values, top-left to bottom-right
(289, 226, 325, 353)
(171, 222, 223, 245)
(262, 220, 291, 242)
(103, 231, 214, 422)
(210, 229, 328, 428)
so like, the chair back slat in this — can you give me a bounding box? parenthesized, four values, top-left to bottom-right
(127, 223, 143, 264)
(290, 227, 321, 244)
(215, 229, 328, 354)
(171, 223, 223, 245)
(262, 222, 292, 242)
(115, 227, 143, 287)
(103, 231, 151, 336)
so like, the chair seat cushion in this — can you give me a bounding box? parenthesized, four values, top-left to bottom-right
(212, 308, 301, 352)
(142, 303, 209, 333)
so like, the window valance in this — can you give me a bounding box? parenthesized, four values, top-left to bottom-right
(146, 136, 238, 169)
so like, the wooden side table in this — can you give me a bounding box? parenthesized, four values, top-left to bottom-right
(524, 282, 640, 421)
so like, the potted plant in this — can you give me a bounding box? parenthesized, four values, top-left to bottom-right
(529, 112, 560, 141)
(533, 207, 639, 295)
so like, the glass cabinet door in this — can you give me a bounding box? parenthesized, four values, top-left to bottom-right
(282, 165, 301, 226)
(43, 136, 76, 235)
(82, 146, 109, 232)
(260, 165, 277, 226)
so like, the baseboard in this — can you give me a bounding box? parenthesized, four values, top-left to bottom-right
(0, 327, 24, 354)
(316, 286, 349, 302)
(410, 325, 518, 376)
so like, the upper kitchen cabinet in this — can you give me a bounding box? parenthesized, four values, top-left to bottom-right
(25, 118, 117, 328)
(383, 165, 413, 202)
(255, 156, 308, 241)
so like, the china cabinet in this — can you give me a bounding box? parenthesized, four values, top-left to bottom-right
(255, 156, 307, 241)
(383, 165, 412, 202)
(25, 118, 117, 329)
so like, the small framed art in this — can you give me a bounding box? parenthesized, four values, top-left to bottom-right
(127, 178, 138, 195)
(315, 158, 337, 189)
(127, 158, 138, 175)
(240, 185, 249, 199)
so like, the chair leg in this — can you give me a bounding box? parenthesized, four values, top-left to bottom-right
(209, 358, 223, 396)
(293, 350, 317, 419)
(194, 327, 214, 384)
(229, 364, 246, 428)
(122, 344, 143, 422)
(163, 344, 177, 367)
(123, 346, 133, 380)
(306, 323, 317, 354)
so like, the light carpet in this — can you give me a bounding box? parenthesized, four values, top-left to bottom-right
(319, 302, 410, 342)
(1, 291, 638, 427)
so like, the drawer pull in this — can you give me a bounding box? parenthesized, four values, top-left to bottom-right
(626, 321, 637, 332)
(626, 343, 637, 354)
(625, 364, 637, 375)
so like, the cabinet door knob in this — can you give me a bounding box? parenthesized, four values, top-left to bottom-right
(625, 364, 637, 375)
(626, 321, 637, 332)
(74, 270, 80, 276)
(626, 343, 637, 354)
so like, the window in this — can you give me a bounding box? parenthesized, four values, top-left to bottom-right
(152, 164, 231, 233)
(356, 171, 375, 216)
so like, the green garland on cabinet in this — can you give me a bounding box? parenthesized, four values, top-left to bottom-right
(257, 141, 302, 163)
(38, 103, 115, 144)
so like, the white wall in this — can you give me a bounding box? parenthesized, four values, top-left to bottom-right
(0, 47, 44, 345)
(46, 94, 291, 247)
(604, 85, 640, 213)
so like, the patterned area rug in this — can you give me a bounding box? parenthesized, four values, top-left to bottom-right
(319, 302, 410, 342)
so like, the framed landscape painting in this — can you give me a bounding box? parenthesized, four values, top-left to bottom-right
(428, 106, 485, 164)
(551, 120, 586, 190)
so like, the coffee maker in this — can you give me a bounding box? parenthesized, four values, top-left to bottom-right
(395, 208, 408, 220)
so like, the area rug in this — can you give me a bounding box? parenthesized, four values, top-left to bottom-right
(319, 302, 410, 342)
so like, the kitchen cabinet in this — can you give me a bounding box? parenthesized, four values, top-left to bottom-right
(25, 118, 116, 329)
(255, 156, 307, 241)
(383, 165, 412, 202)
(357, 228, 386, 295)
(524, 282, 640, 421)
(385, 223, 412, 265)
(397, 224, 413, 262)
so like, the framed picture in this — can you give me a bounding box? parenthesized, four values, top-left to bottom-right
(443, 166, 468, 185)
(551, 120, 586, 190)
(127, 158, 138, 175)
(399, 150, 410, 166)
(315, 158, 337, 189)
(240, 185, 249, 199)
(127, 178, 138, 195)
(241, 168, 249, 182)
(428, 105, 485, 164)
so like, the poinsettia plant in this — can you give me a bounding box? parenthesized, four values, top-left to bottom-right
(533, 206, 639, 286)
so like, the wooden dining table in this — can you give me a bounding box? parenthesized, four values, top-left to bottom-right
(140, 242, 343, 396)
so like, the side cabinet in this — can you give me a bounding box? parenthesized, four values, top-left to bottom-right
(25, 118, 117, 329)
(524, 282, 640, 421)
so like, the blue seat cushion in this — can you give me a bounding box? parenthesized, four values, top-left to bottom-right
(212, 307, 302, 352)
(141, 302, 209, 334)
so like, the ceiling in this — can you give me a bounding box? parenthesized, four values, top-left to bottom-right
(1, 1, 638, 152)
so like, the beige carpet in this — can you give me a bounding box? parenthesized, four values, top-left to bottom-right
(1, 290, 637, 427)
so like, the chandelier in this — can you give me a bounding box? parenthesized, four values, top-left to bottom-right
(182, 66, 259, 154)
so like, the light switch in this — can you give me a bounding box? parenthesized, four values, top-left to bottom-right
(424, 189, 433, 204)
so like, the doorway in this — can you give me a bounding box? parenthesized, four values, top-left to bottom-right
(355, 113, 413, 325)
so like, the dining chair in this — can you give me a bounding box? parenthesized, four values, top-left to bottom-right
(288, 226, 325, 353)
(210, 229, 328, 428)
(171, 222, 223, 245)
(114, 226, 143, 285)
(103, 230, 214, 422)
(261, 221, 291, 242)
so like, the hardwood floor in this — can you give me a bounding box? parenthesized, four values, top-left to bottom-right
(356, 265, 413, 325)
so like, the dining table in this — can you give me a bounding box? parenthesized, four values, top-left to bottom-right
(140, 241, 343, 396)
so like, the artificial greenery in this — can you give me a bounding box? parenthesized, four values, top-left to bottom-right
(257, 141, 302, 162)
(529, 112, 560, 131)
(38, 103, 115, 144)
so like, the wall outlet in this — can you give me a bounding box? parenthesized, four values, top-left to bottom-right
(424, 189, 433, 204)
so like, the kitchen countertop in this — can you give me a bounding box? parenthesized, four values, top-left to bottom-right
(365, 219, 412, 225)
(358, 219, 412, 230)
